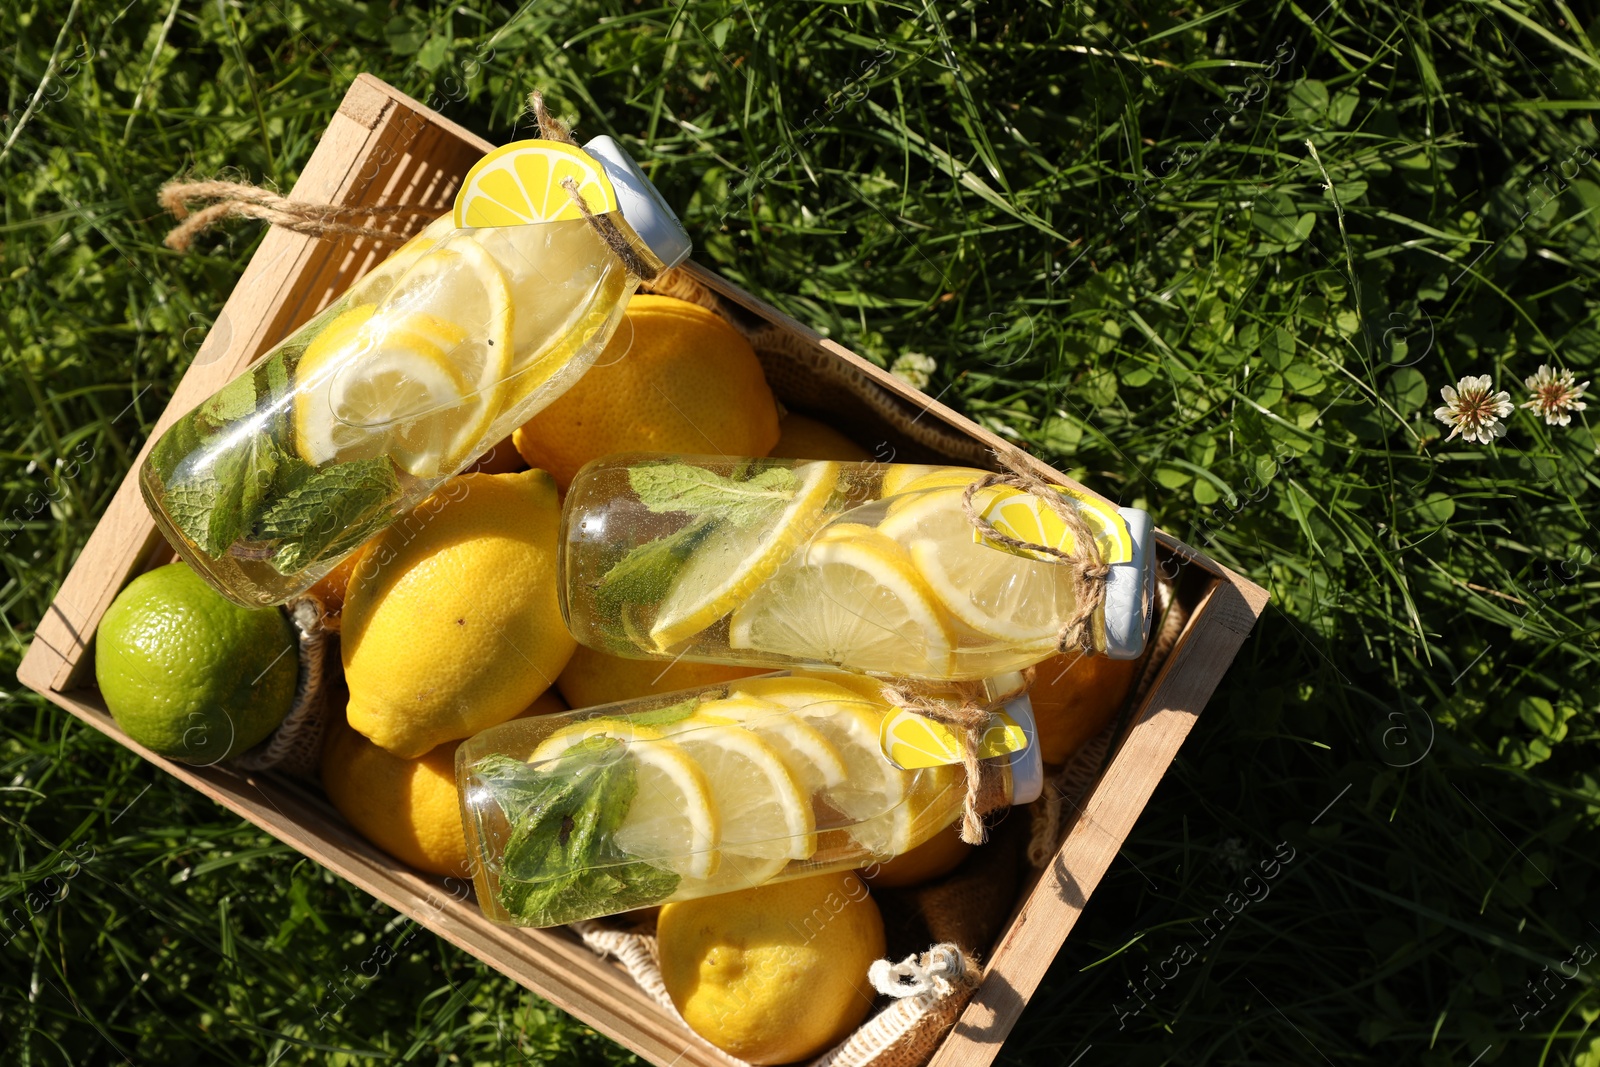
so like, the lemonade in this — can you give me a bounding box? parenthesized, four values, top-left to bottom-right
(558, 454, 1156, 681)
(140, 138, 691, 607)
(455, 671, 1042, 927)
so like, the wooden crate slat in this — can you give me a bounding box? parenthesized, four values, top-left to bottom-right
(927, 574, 1268, 1065)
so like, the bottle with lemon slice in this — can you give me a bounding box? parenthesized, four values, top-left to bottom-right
(455, 670, 1042, 927)
(559, 454, 1155, 681)
(140, 136, 691, 607)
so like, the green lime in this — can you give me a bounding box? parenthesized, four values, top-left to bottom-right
(95, 562, 297, 765)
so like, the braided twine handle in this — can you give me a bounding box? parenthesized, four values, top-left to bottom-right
(160, 91, 663, 282)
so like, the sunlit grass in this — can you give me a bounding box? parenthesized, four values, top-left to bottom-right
(5, 0, 1600, 1062)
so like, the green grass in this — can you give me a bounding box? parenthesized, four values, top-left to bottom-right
(6, 0, 1600, 1062)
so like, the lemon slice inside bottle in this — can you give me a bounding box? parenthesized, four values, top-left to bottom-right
(660, 719, 816, 884)
(648, 461, 842, 652)
(877, 486, 1073, 649)
(377, 239, 514, 417)
(725, 676, 932, 857)
(294, 307, 474, 477)
(726, 523, 956, 677)
(530, 720, 720, 881)
(344, 214, 456, 306)
(879, 464, 985, 498)
(454, 140, 620, 228)
(860, 763, 966, 858)
(293, 241, 514, 478)
(691, 694, 849, 798)
(880, 466, 989, 523)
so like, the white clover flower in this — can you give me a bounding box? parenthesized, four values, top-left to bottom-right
(1521, 364, 1589, 427)
(890, 352, 937, 391)
(1433, 374, 1513, 445)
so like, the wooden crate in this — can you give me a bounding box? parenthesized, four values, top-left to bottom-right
(17, 75, 1267, 1067)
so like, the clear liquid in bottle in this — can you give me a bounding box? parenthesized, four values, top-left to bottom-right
(456, 670, 1041, 927)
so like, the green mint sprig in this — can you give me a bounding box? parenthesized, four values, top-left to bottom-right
(156, 356, 402, 573)
(628, 462, 800, 526)
(592, 519, 716, 627)
(474, 740, 681, 927)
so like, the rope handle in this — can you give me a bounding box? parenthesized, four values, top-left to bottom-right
(867, 944, 976, 999)
(158, 91, 664, 281)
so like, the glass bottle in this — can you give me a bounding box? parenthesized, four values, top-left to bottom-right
(456, 670, 1042, 927)
(559, 453, 1155, 681)
(140, 137, 691, 606)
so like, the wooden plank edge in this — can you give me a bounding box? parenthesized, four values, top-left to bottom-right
(928, 577, 1259, 1067)
(22, 83, 410, 695)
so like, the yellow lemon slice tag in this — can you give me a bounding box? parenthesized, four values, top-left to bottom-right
(453, 140, 620, 229)
(972, 484, 1134, 565)
(880, 708, 1029, 771)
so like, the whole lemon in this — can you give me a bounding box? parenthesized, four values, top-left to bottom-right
(341, 470, 575, 758)
(512, 295, 780, 489)
(769, 413, 871, 461)
(320, 687, 568, 877)
(96, 562, 296, 765)
(556, 644, 768, 709)
(658, 871, 885, 1064)
(305, 552, 359, 626)
(1030, 651, 1139, 763)
(862, 822, 971, 888)
(321, 707, 472, 878)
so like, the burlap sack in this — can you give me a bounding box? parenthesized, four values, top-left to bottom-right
(875, 813, 1024, 962)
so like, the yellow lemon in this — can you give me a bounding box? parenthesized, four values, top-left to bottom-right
(294, 237, 514, 480)
(531, 721, 722, 881)
(512, 295, 780, 490)
(321, 689, 569, 878)
(658, 871, 885, 1065)
(879, 464, 985, 497)
(862, 823, 971, 888)
(726, 675, 904, 823)
(342, 469, 576, 758)
(555, 644, 768, 709)
(878, 487, 1071, 649)
(727, 522, 956, 677)
(320, 705, 472, 878)
(770, 413, 871, 461)
(1028, 650, 1139, 764)
(453, 140, 619, 228)
(650, 460, 841, 652)
(659, 718, 816, 871)
(691, 695, 848, 797)
(343, 213, 455, 306)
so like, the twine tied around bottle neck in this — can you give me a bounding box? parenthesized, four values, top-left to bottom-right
(961, 448, 1113, 656)
(878, 669, 1032, 846)
(157, 91, 664, 282)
